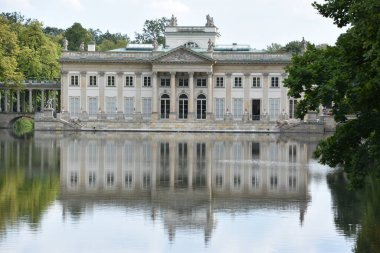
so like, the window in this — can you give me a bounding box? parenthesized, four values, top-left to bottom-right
(197, 78, 206, 87)
(143, 76, 151, 87)
(124, 97, 134, 118)
(179, 78, 188, 87)
(233, 98, 243, 120)
(69, 96, 80, 117)
(269, 98, 280, 121)
(197, 94, 207, 119)
(107, 76, 115, 86)
(160, 78, 170, 87)
(234, 77, 242, 87)
(215, 98, 224, 120)
(179, 94, 188, 119)
(160, 94, 170, 119)
(88, 97, 98, 117)
(142, 98, 152, 119)
(89, 75, 97, 86)
(106, 97, 116, 116)
(215, 77, 224, 87)
(271, 77, 279, 88)
(70, 75, 79, 86)
(252, 77, 261, 87)
(125, 76, 133, 87)
(289, 99, 298, 119)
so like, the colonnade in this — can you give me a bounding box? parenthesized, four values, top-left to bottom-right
(0, 86, 61, 113)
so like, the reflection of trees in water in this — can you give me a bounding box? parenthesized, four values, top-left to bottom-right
(327, 171, 380, 253)
(0, 168, 60, 235)
(354, 177, 380, 253)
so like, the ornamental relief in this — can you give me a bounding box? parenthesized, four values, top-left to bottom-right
(158, 50, 207, 63)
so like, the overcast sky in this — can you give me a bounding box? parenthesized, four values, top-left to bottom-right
(0, 0, 345, 49)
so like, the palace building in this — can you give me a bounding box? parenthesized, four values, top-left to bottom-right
(59, 15, 299, 130)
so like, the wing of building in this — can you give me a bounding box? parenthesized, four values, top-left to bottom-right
(59, 15, 299, 129)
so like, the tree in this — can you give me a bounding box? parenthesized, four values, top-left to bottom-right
(0, 17, 23, 86)
(64, 22, 92, 51)
(97, 39, 128, 51)
(265, 43, 284, 53)
(284, 0, 380, 187)
(134, 17, 170, 45)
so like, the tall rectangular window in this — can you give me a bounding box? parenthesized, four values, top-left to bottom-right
(197, 78, 206, 87)
(106, 97, 116, 116)
(143, 76, 151, 87)
(70, 75, 79, 86)
(252, 77, 261, 87)
(69, 96, 80, 117)
(179, 78, 188, 87)
(234, 77, 242, 87)
(160, 78, 170, 87)
(215, 98, 225, 120)
(88, 97, 98, 117)
(124, 97, 134, 119)
(89, 76, 97, 86)
(125, 76, 133, 87)
(271, 77, 279, 88)
(233, 98, 243, 119)
(215, 77, 224, 87)
(107, 76, 115, 86)
(289, 99, 298, 119)
(142, 98, 152, 119)
(269, 98, 280, 121)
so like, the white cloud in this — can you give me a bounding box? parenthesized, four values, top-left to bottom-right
(150, 0, 190, 16)
(0, 0, 32, 10)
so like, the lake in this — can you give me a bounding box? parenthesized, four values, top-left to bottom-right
(0, 130, 377, 253)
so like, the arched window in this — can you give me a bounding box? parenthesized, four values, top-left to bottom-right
(197, 94, 206, 119)
(179, 94, 188, 119)
(161, 94, 170, 119)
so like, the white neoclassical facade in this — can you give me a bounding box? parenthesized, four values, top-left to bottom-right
(60, 16, 298, 127)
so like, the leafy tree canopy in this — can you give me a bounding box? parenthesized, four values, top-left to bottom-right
(284, 0, 380, 187)
(134, 17, 170, 45)
(64, 22, 92, 51)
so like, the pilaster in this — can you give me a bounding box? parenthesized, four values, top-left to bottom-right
(151, 72, 159, 121)
(188, 72, 194, 120)
(99, 72, 105, 113)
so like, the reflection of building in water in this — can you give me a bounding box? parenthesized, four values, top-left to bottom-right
(60, 133, 312, 242)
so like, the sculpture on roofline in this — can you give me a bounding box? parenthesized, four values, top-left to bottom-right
(153, 39, 158, 50)
(169, 14, 178, 26)
(206, 14, 215, 27)
(63, 38, 68, 51)
(207, 38, 214, 51)
(79, 42, 85, 51)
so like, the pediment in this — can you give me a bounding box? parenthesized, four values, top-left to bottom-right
(152, 46, 213, 64)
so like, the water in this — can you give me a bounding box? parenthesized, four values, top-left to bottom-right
(0, 130, 376, 253)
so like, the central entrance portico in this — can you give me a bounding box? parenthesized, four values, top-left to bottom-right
(152, 46, 214, 121)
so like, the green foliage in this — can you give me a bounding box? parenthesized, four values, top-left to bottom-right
(64, 22, 92, 51)
(0, 17, 24, 86)
(0, 168, 60, 233)
(266, 43, 284, 53)
(0, 12, 61, 84)
(97, 39, 128, 51)
(134, 17, 170, 45)
(285, 0, 380, 187)
(12, 117, 34, 136)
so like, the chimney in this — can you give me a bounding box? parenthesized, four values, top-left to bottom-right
(88, 41, 96, 52)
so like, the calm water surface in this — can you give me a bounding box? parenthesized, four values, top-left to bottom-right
(0, 130, 377, 253)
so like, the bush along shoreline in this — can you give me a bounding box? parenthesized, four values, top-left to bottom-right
(12, 117, 34, 136)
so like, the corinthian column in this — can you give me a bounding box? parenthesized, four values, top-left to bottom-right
(169, 72, 176, 120)
(152, 72, 158, 121)
(188, 72, 194, 120)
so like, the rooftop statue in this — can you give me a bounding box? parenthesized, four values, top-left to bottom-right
(63, 38, 68, 51)
(205, 14, 215, 27)
(207, 38, 214, 51)
(169, 14, 178, 26)
(152, 39, 158, 50)
(79, 42, 85, 51)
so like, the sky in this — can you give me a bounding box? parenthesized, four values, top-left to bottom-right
(0, 0, 346, 49)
